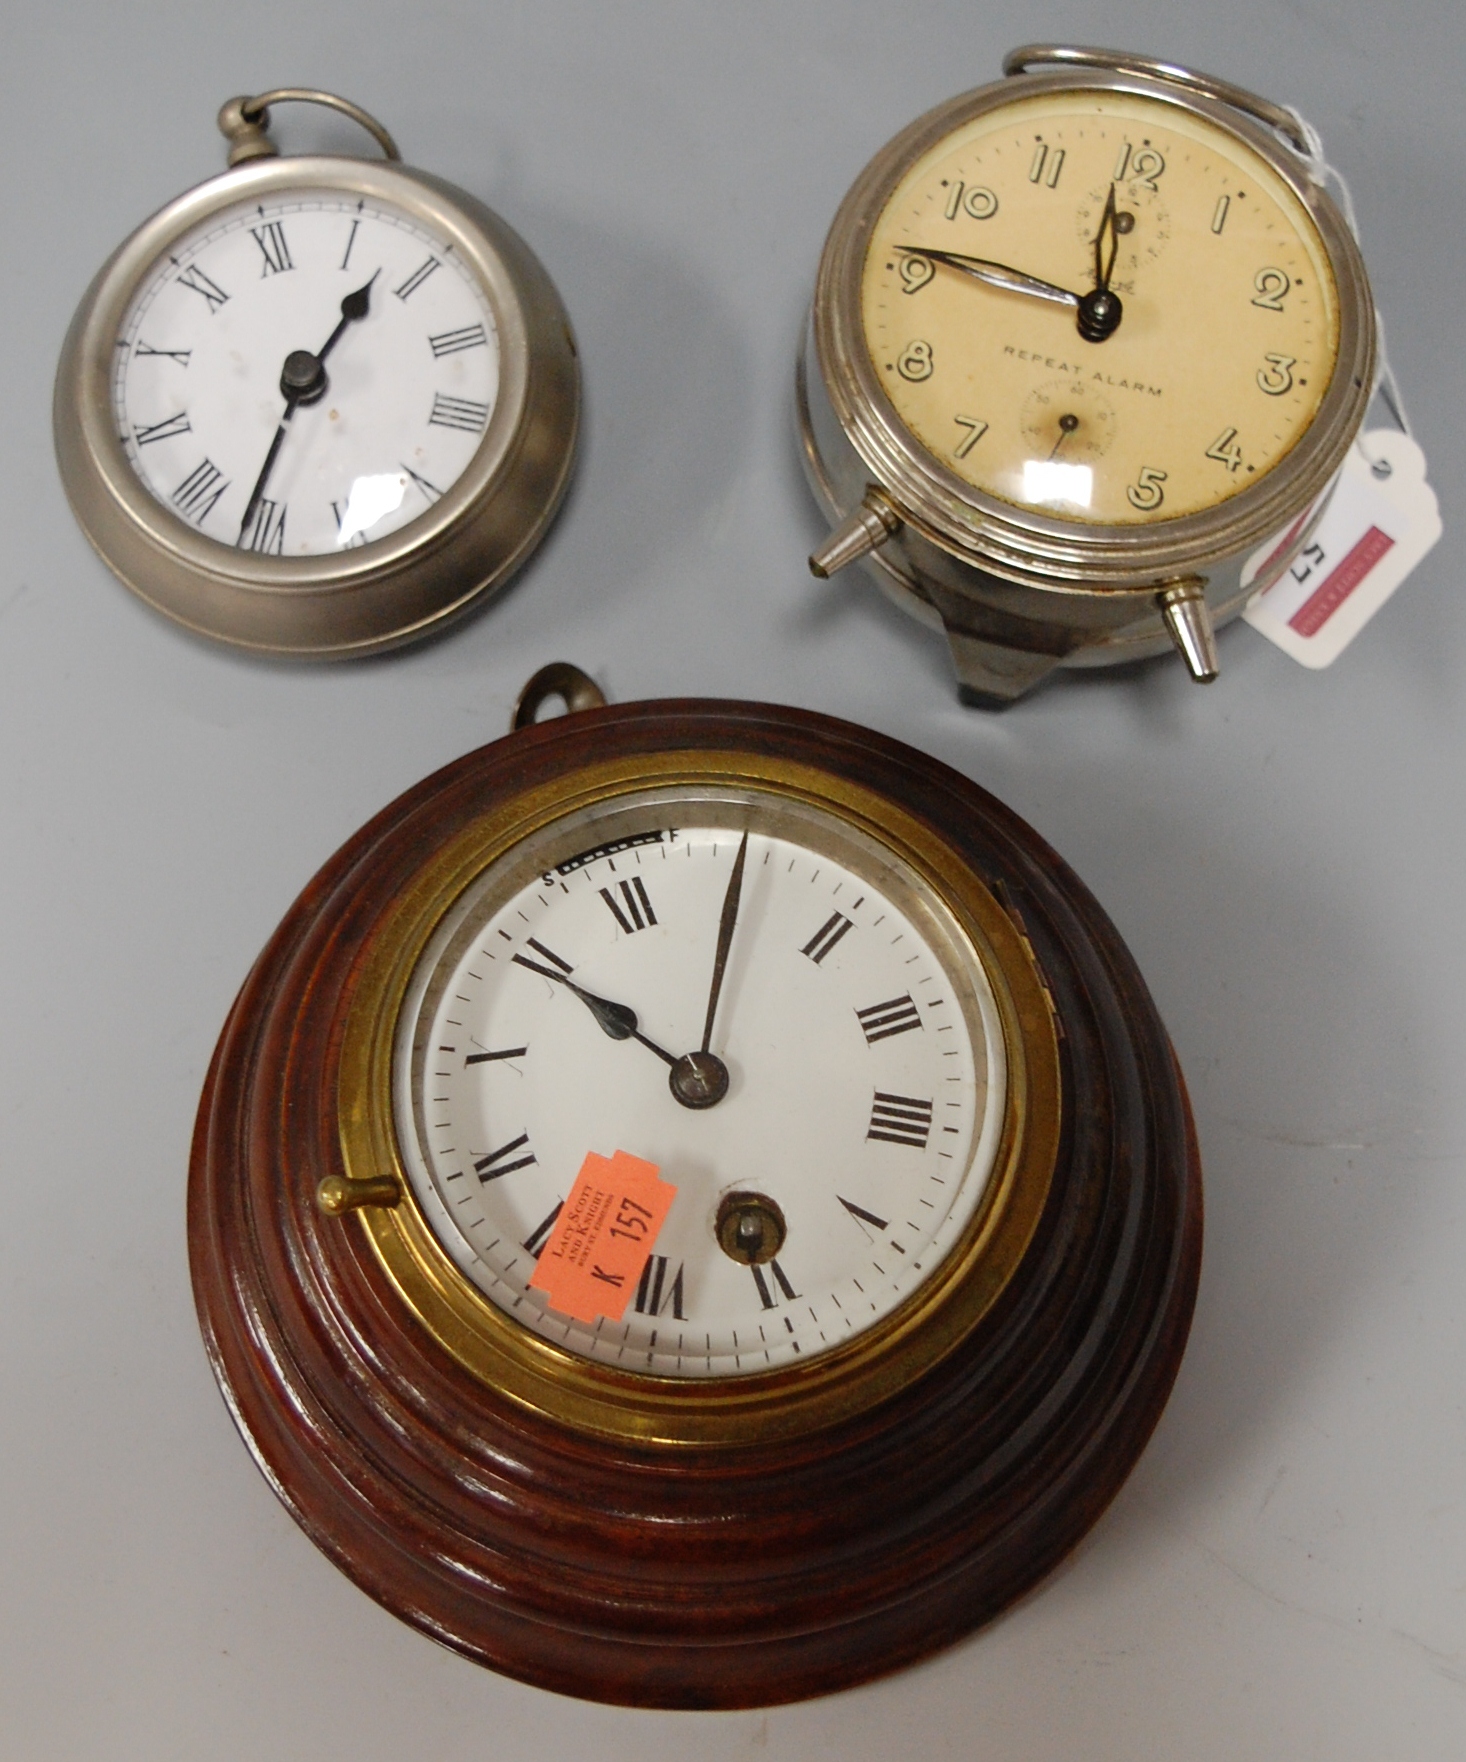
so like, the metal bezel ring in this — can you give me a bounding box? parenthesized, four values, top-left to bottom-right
(54, 155, 579, 656)
(810, 64, 1375, 592)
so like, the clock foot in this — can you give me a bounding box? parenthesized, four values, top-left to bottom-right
(943, 625, 1063, 706)
(1159, 581, 1220, 683)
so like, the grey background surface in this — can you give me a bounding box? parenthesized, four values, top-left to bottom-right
(3, 2, 1463, 1756)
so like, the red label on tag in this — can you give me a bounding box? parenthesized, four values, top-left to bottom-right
(1288, 525, 1395, 637)
(528, 1151, 676, 1324)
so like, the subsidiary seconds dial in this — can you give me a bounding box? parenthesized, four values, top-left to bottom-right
(115, 191, 500, 555)
(397, 811, 1003, 1376)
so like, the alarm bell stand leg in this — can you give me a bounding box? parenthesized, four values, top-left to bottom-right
(1159, 580, 1220, 683)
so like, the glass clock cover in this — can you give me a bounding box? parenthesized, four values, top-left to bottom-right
(396, 802, 1006, 1377)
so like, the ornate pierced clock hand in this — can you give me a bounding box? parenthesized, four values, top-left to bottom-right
(512, 955, 678, 1067)
(237, 274, 379, 543)
(1076, 185, 1124, 342)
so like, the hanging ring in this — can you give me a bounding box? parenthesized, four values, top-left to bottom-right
(512, 664, 608, 732)
(1002, 45, 1311, 156)
(219, 89, 402, 167)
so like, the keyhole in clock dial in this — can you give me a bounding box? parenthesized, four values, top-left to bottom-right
(715, 1192, 787, 1266)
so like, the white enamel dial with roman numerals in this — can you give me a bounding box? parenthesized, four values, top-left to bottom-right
(55, 91, 578, 655)
(395, 802, 1006, 1377)
(114, 191, 500, 555)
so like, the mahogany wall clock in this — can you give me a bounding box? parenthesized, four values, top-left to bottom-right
(189, 665, 1202, 1706)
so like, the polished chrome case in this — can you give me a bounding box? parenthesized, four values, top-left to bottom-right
(55, 155, 579, 658)
(799, 48, 1376, 702)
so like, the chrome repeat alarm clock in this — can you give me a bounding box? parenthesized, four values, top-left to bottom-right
(799, 45, 1376, 702)
(54, 88, 579, 656)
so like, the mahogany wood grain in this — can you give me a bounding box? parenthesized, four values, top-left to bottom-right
(188, 700, 1202, 1708)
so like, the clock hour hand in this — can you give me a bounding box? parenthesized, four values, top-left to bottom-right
(237, 275, 379, 544)
(1078, 186, 1124, 343)
(513, 955, 678, 1067)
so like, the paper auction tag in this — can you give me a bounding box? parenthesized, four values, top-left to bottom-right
(1243, 429, 1441, 668)
(528, 1150, 676, 1324)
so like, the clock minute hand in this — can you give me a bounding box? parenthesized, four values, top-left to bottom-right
(902, 247, 1079, 310)
(903, 243, 1124, 344)
(512, 955, 678, 1068)
(700, 831, 749, 1054)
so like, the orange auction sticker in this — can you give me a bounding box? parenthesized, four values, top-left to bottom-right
(528, 1150, 677, 1324)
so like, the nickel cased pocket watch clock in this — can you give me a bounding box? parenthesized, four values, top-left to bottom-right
(54, 89, 578, 657)
(190, 664, 1201, 1706)
(798, 45, 1377, 703)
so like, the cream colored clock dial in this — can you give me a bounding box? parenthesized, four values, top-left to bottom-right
(862, 89, 1341, 524)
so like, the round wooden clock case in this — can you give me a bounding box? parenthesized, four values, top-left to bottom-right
(189, 696, 1201, 1707)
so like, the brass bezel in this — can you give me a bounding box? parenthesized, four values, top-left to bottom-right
(336, 748, 1062, 1448)
(54, 155, 578, 656)
(811, 65, 1376, 590)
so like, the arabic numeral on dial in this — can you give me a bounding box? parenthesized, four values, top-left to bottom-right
(1257, 352, 1297, 396)
(1205, 427, 1245, 473)
(1126, 466, 1168, 511)
(1211, 195, 1231, 236)
(1129, 146, 1165, 190)
(1252, 267, 1291, 312)
(898, 253, 934, 294)
(952, 414, 988, 458)
(897, 340, 934, 382)
(1028, 142, 1065, 189)
(942, 180, 998, 220)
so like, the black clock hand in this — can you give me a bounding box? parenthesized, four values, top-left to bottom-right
(238, 274, 378, 543)
(1076, 187, 1124, 343)
(1092, 182, 1119, 290)
(513, 955, 678, 1067)
(700, 831, 748, 1054)
(311, 270, 378, 369)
